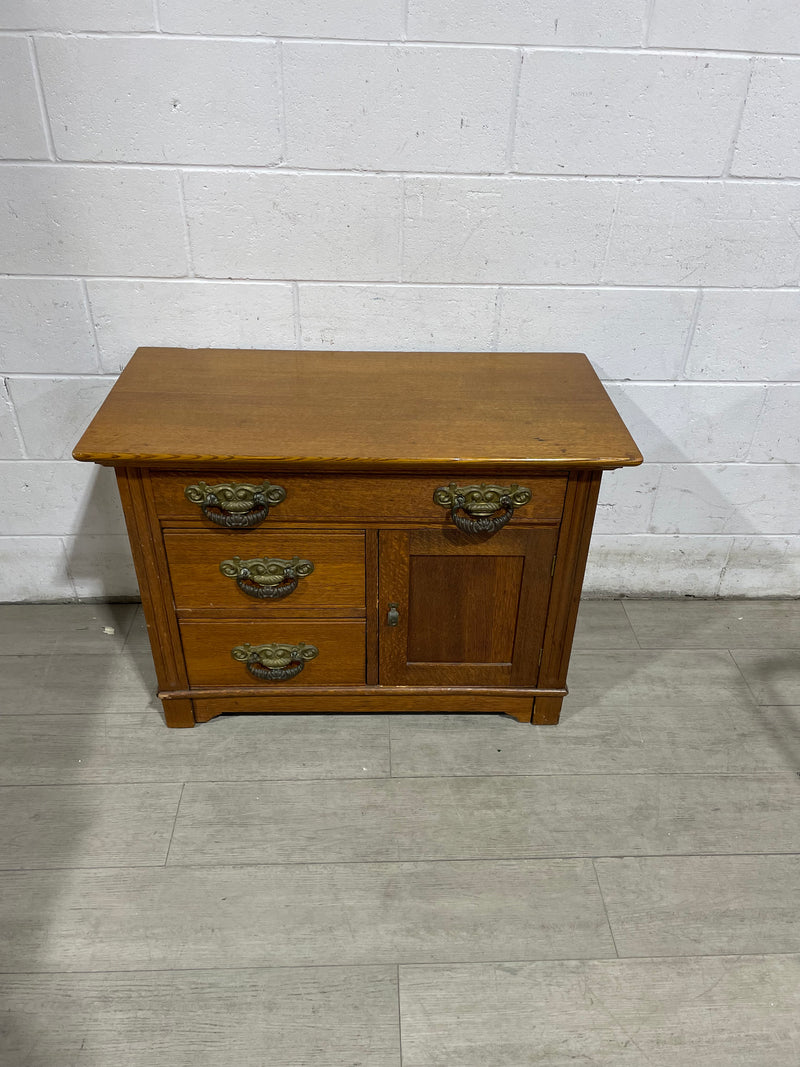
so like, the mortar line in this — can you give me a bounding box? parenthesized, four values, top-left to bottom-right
(1, 30, 798, 58)
(5, 159, 800, 183)
(5, 274, 800, 293)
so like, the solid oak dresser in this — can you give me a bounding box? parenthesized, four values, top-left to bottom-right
(74, 349, 641, 728)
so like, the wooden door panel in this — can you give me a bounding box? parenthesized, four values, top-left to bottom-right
(379, 526, 558, 687)
(407, 554, 523, 663)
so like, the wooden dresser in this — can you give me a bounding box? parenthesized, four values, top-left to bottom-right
(74, 349, 641, 728)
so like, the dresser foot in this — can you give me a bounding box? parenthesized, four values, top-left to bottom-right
(531, 695, 563, 725)
(162, 698, 196, 728)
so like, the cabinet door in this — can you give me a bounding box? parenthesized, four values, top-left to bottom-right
(379, 526, 559, 687)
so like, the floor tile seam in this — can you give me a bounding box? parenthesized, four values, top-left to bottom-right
(121, 607, 144, 653)
(396, 950, 800, 973)
(7, 948, 798, 980)
(0, 962, 401, 978)
(2, 770, 790, 787)
(591, 859, 620, 958)
(4, 851, 798, 875)
(0, 775, 401, 786)
(396, 963, 404, 1067)
(0, 650, 138, 657)
(0, 713, 166, 720)
(2, 769, 798, 788)
(0, 780, 186, 789)
(617, 599, 643, 649)
(0, 692, 774, 720)
(163, 782, 185, 866)
(726, 648, 764, 705)
(387, 714, 393, 778)
(0, 863, 174, 872)
(610, 644, 800, 651)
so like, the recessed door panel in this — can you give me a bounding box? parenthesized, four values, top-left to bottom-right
(406, 554, 523, 663)
(379, 525, 558, 687)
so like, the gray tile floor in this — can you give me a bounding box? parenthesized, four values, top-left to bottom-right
(1, 599, 799, 1066)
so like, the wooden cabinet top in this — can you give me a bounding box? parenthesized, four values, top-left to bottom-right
(73, 348, 642, 472)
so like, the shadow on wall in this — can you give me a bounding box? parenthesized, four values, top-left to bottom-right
(64, 464, 139, 603)
(583, 382, 795, 598)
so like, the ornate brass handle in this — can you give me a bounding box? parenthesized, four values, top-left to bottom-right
(433, 482, 532, 534)
(231, 642, 318, 681)
(220, 556, 314, 600)
(184, 480, 286, 528)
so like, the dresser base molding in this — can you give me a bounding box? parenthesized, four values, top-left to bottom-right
(159, 686, 568, 726)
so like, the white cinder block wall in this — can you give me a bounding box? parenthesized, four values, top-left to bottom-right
(1, 0, 799, 600)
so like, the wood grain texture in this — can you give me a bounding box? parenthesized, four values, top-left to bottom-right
(380, 526, 558, 687)
(179, 619, 366, 687)
(399, 957, 800, 1067)
(532, 695, 564, 725)
(168, 774, 800, 866)
(73, 349, 643, 470)
(150, 469, 567, 525)
(595, 855, 800, 957)
(115, 468, 194, 728)
(0, 860, 615, 970)
(0, 967, 401, 1067)
(537, 469, 603, 721)
(365, 528, 379, 685)
(164, 529, 365, 616)
(0, 784, 181, 870)
(0, 712, 392, 785)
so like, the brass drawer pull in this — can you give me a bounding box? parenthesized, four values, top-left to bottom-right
(219, 556, 314, 600)
(184, 480, 286, 528)
(433, 482, 532, 534)
(231, 641, 318, 681)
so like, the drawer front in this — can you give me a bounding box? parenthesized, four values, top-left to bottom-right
(151, 471, 567, 526)
(180, 620, 365, 687)
(164, 530, 365, 616)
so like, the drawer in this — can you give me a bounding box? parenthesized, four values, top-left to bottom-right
(150, 471, 567, 526)
(180, 620, 365, 687)
(164, 530, 365, 617)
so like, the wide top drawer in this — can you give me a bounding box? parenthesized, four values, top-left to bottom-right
(150, 471, 567, 527)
